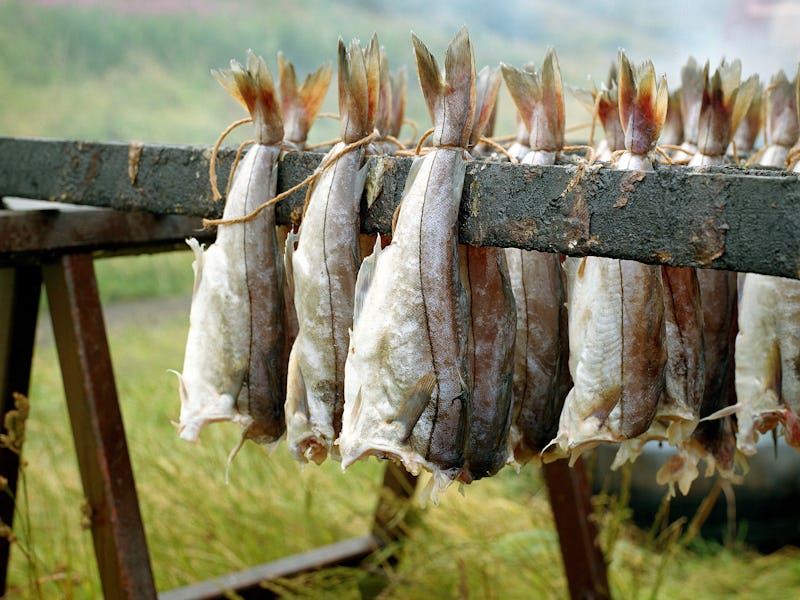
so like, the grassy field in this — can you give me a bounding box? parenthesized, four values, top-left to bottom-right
(4, 251, 800, 598)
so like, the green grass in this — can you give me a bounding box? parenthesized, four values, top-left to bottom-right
(4, 253, 800, 598)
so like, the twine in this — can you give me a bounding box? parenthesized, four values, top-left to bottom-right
(209, 117, 253, 202)
(203, 130, 378, 228)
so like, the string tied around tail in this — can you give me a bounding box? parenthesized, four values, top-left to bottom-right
(203, 129, 379, 228)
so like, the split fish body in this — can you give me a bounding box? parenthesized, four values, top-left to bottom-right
(552, 256, 666, 460)
(178, 144, 285, 443)
(506, 247, 570, 462)
(341, 150, 470, 485)
(285, 144, 368, 463)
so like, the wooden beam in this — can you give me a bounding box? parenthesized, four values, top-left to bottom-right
(543, 458, 610, 600)
(0, 201, 214, 266)
(2, 137, 799, 278)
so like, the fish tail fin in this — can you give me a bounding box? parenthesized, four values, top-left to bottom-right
(501, 63, 539, 141)
(618, 50, 667, 154)
(412, 27, 475, 148)
(278, 53, 333, 148)
(387, 67, 408, 138)
(469, 65, 502, 147)
(213, 50, 283, 145)
(374, 46, 392, 139)
(338, 34, 380, 143)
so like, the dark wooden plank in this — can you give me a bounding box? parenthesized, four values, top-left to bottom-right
(42, 254, 156, 599)
(158, 535, 380, 600)
(0, 267, 41, 593)
(543, 458, 610, 600)
(2, 137, 800, 278)
(0, 204, 215, 265)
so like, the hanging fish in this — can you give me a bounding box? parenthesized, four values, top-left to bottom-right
(284, 35, 379, 464)
(547, 51, 668, 464)
(340, 28, 475, 500)
(661, 90, 684, 151)
(731, 76, 762, 158)
(276, 54, 333, 352)
(501, 50, 571, 464)
(461, 65, 516, 480)
(175, 51, 287, 447)
(727, 66, 800, 455)
(672, 56, 704, 163)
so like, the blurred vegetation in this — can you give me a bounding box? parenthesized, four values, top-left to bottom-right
(0, 0, 730, 146)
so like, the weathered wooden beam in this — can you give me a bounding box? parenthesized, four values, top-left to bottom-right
(0, 200, 214, 266)
(2, 137, 799, 278)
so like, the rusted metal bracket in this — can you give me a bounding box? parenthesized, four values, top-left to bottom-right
(2, 136, 799, 278)
(43, 254, 157, 599)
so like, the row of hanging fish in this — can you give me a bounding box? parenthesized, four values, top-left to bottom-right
(173, 27, 800, 500)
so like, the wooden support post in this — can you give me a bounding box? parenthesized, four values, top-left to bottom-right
(543, 457, 610, 600)
(372, 462, 418, 543)
(0, 266, 41, 593)
(43, 254, 156, 599)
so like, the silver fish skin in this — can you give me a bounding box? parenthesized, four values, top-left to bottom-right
(284, 36, 379, 464)
(341, 28, 475, 499)
(177, 144, 284, 443)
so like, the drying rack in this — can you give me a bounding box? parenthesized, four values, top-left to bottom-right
(1, 136, 798, 599)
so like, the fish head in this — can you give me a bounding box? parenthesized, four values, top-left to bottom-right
(168, 369, 236, 442)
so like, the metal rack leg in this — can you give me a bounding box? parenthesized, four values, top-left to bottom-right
(0, 266, 42, 593)
(543, 457, 610, 600)
(43, 254, 157, 599)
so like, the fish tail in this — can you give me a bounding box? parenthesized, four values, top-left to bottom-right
(278, 53, 333, 148)
(213, 50, 283, 145)
(469, 65, 502, 147)
(374, 46, 392, 139)
(618, 50, 668, 155)
(338, 34, 380, 143)
(387, 67, 408, 138)
(412, 27, 475, 148)
(501, 49, 564, 152)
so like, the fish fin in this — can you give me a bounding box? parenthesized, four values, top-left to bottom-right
(570, 85, 598, 114)
(225, 434, 247, 484)
(288, 360, 310, 420)
(412, 27, 475, 148)
(338, 34, 380, 143)
(278, 53, 333, 146)
(393, 371, 436, 442)
(186, 238, 205, 300)
(470, 65, 502, 147)
(283, 229, 298, 294)
(617, 51, 636, 138)
(213, 50, 283, 145)
(353, 236, 381, 326)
